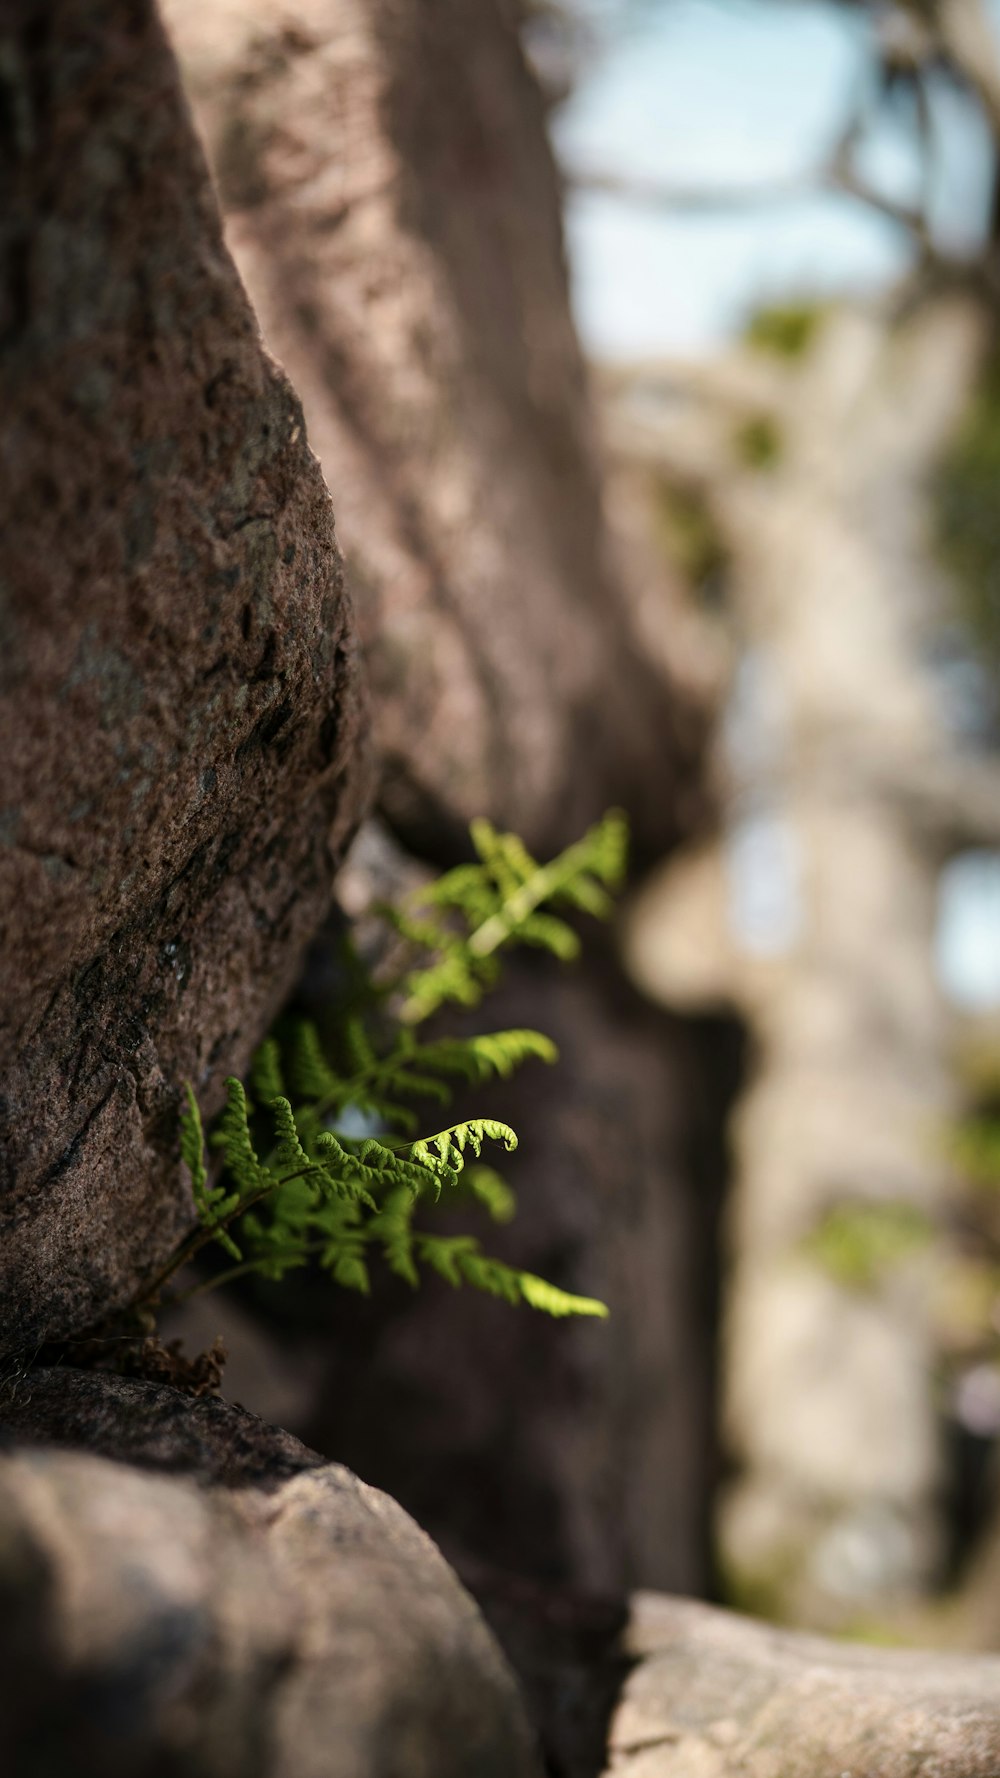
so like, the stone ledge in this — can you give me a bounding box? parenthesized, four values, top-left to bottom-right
(604, 1592, 1000, 1777)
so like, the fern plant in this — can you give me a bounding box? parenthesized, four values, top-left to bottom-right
(378, 809, 627, 1023)
(146, 812, 627, 1321)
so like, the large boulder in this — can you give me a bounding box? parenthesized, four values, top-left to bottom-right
(0, 1368, 540, 1778)
(0, 0, 370, 1354)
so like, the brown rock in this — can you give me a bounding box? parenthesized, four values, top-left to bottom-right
(0, 1368, 540, 1778)
(0, 0, 370, 1353)
(162, 0, 703, 862)
(604, 1593, 1000, 1777)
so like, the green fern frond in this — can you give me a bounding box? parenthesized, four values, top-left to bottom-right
(317, 1025, 556, 1115)
(392, 809, 627, 1023)
(269, 1095, 322, 1184)
(173, 1079, 605, 1318)
(180, 1082, 242, 1261)
(414, 1233, 608, 1318)
(367, 1185, 420, 1288)
(460, 1164, 517, 1222)
(157, 815, 624, 1325)
(288, 1019, 342, 1103)
(241, 1174, 316, 1278)
(180, 1084, 207, 1203)
(413, 860, 494, 918)
(515, 912, 580, 959)
(380, 1069, 452, 1105)
(329, 1243, 370, 1295)
(555, 874, 614, 918)
(417, 1233, 480, 1289)
(250, 1038, 284, 1104)
(409, 1029, 558, 1084)
(409, 1119, 517, 1197)
(515, 1270, 609, 1318)
(216, 1078, 269, 1198)
(376, 904, 464, 959)
(312, 1131, 379, 1209)
(397, 953, 488, 1024)
(341, 1134, 436, 1200)
(339, 1014, 377, 1078)
(469, 818, 536, 899)
(581, 807, 628, 890)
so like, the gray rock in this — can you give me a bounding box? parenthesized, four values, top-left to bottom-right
(0, 1368, 540, 1777)
(0, 0, 371, 1354)
(604, 1592, 1000, 1777)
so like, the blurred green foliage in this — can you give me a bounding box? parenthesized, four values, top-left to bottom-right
(935, 347, 1000, 675)
(803, 1049, 1000, 1323)
(744, 301, 825, 360)
(717, 1547, 799, 1626)
(948, 1115, 1000, 1190)
(936, 1047, 1000, 1362)
(803, 1200, 934, 1293)
(650, 475, 728, 605)
(733, 413, 783, 471)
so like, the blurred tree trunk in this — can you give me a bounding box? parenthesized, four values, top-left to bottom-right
(618, 297, 994, 1627)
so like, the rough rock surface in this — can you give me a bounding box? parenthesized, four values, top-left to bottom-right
(0, 1368, 540, 1778)
(604, 1593, 1000, 1777)
(0, 0, 370, 1354)
(162, 0, 704, 862)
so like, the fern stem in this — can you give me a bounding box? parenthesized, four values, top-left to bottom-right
(139, 1164, 323, 1306)
(164, 1261, 262, 1303)
(303, 1058, 393, 1125)
(139, 1223, 220, 1305)
(164, 1240, 334, 1303)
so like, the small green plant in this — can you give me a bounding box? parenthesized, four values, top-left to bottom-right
(144, 812, 628, 1322)
(743, 301, 825, 360)
(733, 412, 783, 471)
(803, 1199, 934, 1293)
(935, 347, 1000, 679)
(649, 475, 728, 608)
(936, 1049, 1000, 1365)
(948, 1113, 1000, 1190)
